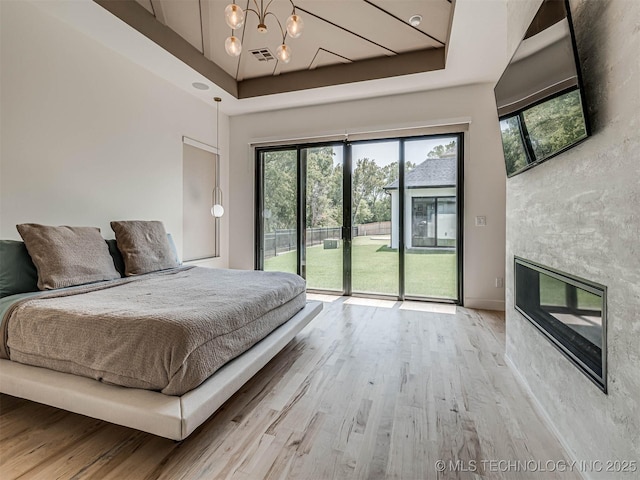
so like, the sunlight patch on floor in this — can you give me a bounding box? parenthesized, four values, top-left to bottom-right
(344, 297, 397, 309)
(399, 301, 457, 314)
(306, 293, 341, 303)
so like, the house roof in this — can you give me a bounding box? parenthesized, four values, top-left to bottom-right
(385, 155, 457, 190)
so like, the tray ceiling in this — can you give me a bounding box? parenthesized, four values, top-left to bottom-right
(97, 0, 454, 98)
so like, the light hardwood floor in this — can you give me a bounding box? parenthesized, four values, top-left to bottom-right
(0, 298, 581, 480)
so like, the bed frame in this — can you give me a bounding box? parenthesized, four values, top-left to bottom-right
(0, 301, 322, 440)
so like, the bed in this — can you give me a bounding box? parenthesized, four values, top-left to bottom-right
(0, 222, 321, 440)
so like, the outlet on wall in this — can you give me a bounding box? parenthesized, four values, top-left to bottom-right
(495, 277, 504, 288)
(475, 216, 487, 226)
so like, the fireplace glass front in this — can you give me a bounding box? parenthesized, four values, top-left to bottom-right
(514, 257, 607, 392)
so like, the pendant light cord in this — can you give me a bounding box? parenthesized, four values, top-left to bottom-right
(215, 97, 220, 150)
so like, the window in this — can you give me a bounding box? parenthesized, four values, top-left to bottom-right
(256, 133, 463, 302)
(411, 197, 456, 248)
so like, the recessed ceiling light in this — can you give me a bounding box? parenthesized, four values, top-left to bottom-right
(409, 14, 422, 27)
(192, 82, 210, 90)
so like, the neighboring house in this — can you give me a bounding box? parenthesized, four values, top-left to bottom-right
(384, 154, 457, 249)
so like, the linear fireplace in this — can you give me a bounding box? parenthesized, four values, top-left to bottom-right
(514, 257, 607, 392)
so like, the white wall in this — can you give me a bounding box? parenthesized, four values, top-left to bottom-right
(505, 0, 640, 475)
(229, 84, 507, 309)
(0, 1, 229, 268)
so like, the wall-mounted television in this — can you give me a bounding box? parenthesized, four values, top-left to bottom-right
(495, 0, 590, 177)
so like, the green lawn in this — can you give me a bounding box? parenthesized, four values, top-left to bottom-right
(264, 239, 602, 307)
(265, 236, 457, 299)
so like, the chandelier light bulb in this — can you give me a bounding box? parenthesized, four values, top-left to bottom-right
(225, 4, 245, 29)
(211, 204, 225, 218)
(286, 14, 304, 38)
(222, 3, 300, 60)
(225, 36, 242, 56)
(276, 44, 291, 63)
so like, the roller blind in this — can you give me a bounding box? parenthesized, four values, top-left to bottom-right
(249, 122, 470, 148)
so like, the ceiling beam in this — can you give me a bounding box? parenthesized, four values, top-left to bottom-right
(238, 48, 446, 99)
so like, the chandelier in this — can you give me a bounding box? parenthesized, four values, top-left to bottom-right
(224, 0, 304, 64)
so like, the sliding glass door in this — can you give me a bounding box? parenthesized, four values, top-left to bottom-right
(260, 149, 298, 274)
(350, 140, 399, 296)
(403, 136, 459, 300)
(304, 146, 343, 291)
(256, 134, 463, 303)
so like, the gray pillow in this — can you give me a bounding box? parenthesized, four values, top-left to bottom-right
(16, 224, 120, 290)
(0, 240, 39, 297)
(111, 220, 179, 276)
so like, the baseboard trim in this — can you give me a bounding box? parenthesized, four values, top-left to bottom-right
(504, 354, 588, 480)
(463, 297, 505, 311)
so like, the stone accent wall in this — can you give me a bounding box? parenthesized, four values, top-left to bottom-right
(505, 0, 640, 475)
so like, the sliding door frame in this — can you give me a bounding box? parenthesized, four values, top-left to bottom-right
(254, 149, 263, 271)
(399, 140, 406, 300)
(255, 142, 345, 283)
(255, 132, 464, 304)
(298, 146, 306, 279)
(345, 137, 402, 300)
(343, 142, 352, 297)
(401, 132, 464, 304)
(255, 145, 301, 274)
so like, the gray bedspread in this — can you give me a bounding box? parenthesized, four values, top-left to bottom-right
(1, 267, 306, 395)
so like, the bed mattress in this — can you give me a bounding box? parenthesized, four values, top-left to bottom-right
(1, 267, 306, 396)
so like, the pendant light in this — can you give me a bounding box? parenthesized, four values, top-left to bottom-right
(211, 97, 224, 219)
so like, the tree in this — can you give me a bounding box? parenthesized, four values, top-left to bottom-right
(500, 89, 588, 174)
(326, 163, 343, 226)
(427, 140, 457, 158)
(500, 117, 529, 174)
(354, 199, 372, 225)
(306, 147, 337, 228)
(524, 89, 587, 159)
(264, 141, 459, 231)
(263, 150, 297, 231)
(352, 158, 391, 224)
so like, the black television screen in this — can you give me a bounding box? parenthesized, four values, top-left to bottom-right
(494, 0, 590, 177)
